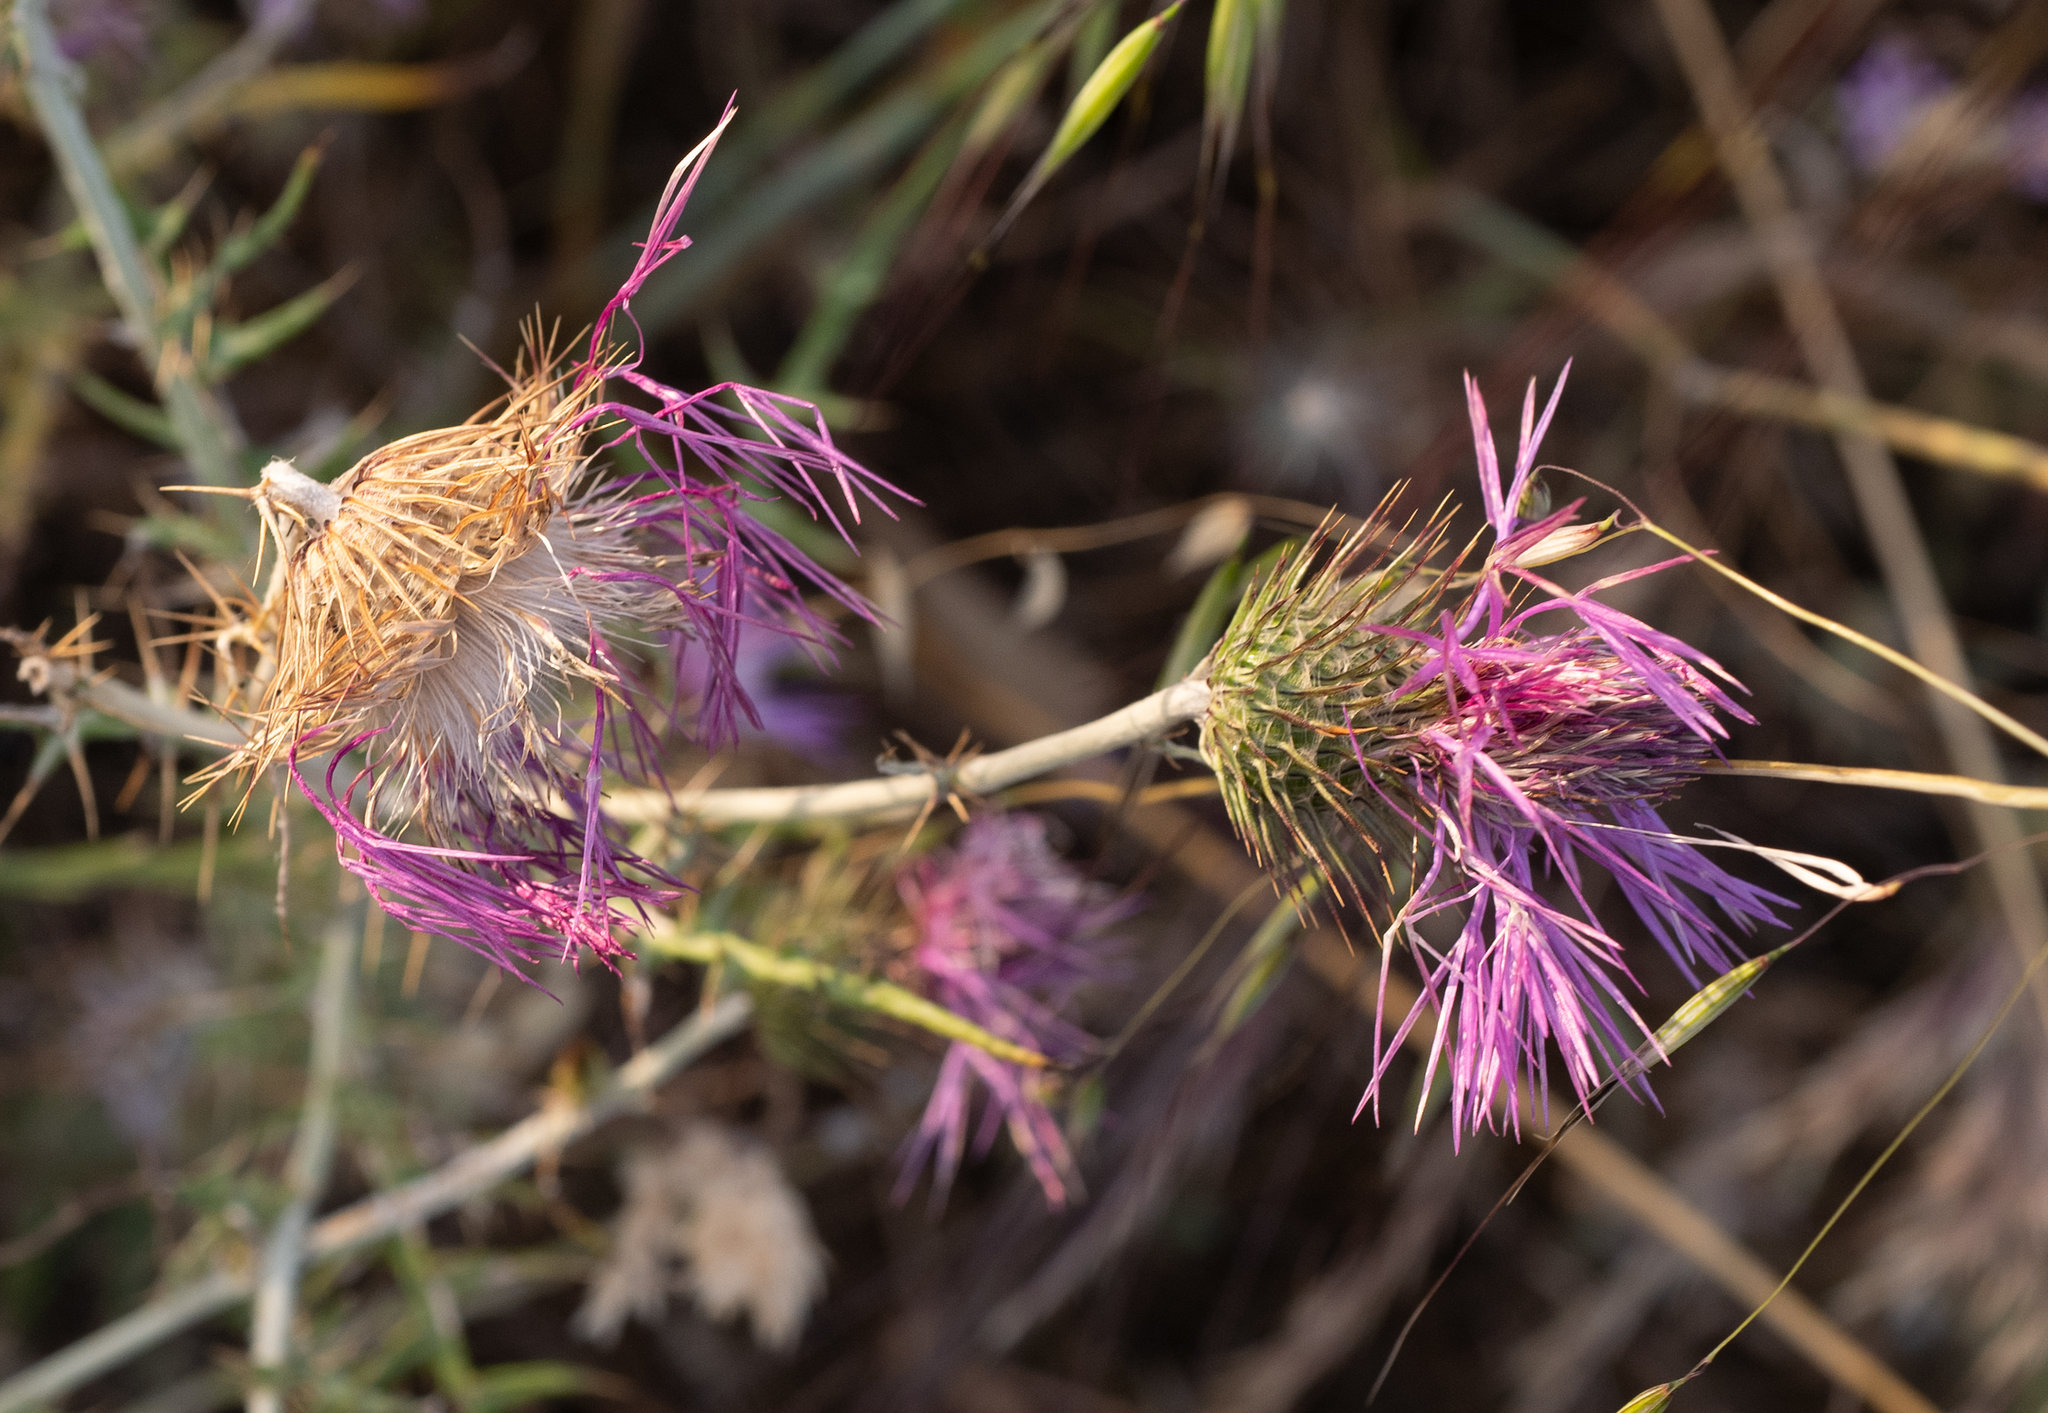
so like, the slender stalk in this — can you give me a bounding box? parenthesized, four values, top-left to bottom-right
(606, 677, 1212, 825)
(1712, 759, 2048, 811)
(1298, 932, 1942, 1413)
(0, 993, 753, 1413)
(12, 0, 244, 487)
(1651, 0, 2048, 1029)
(246, 910, 358, 1413)
(640, 923, 1049, 1066)
(1640, 519, 2048, 762)
(1419, 183, 2048, 494)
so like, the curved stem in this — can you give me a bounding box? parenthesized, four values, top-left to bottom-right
(1711, 759, 2048, 810)
(605, 677, 1212, 825)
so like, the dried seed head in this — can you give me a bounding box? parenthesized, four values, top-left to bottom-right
(211, 337, 628, 828)
(194, 109, 906, 979)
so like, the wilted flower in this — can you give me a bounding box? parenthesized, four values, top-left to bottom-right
(575, 1122, 827, 1351)
(895, 813, 1135, 1209)
(1201, 367, 1786, 1141)
(198, 109, 900, 980)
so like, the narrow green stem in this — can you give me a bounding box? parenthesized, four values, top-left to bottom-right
(246, 910, 358, 1413)
(13, 0, 244, 486)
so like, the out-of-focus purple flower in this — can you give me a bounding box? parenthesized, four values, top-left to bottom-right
(210, 105, 905, 982)
(675, 618, 855, 759)
(2005, 90, 2048, 199)
(1838, 34, 2048, 199)
(1203, 367, 1788, 1144)
(51, 0, 148, 62)
(1838, 35, 1954, 173)
(894, 813, 1135, 1209)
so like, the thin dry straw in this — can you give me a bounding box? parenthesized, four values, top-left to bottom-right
(1640, 843, 2048, 1407)
(1366, 833, 2048, 1404)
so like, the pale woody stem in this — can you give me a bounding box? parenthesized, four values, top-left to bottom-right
(246, 911, 358, 1413)
(605, 677, 1215, 825)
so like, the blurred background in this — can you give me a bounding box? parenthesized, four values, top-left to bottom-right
(5, 0, 2048, 1409)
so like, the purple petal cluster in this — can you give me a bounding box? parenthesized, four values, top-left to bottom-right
(894, 813, 1135, 1209)
(1359, 369, 1785, 1139)
(570, 104, 900, 749)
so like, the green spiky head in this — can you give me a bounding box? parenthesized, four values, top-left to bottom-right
(1198, 504, 1462, 909)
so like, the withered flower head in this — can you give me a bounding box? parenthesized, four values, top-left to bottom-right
(199, 110, 902, 979)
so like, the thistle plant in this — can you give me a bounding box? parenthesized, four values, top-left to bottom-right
(193, 112, 900, 980)
(1202, 369, 1786, 1140)
(894, 812, 1136, 1209)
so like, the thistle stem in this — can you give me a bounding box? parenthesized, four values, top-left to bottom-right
(12, 0, 245, 488)
(0, 993, 753, 1413)
(606, 677, 1213, 825)
(246, 910, 358, 1413)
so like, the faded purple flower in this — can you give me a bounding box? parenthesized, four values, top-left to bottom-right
(214, 106, 905, 982)
(1838, 34, 1953, 173)
(51, 0, 148, 62)
(1838, 34, 2048, 198)
(895, 813, 1135, 1209)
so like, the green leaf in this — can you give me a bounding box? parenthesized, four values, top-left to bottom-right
(1157, 550, 1249, 689)
(468, 1361, 622, 1412)
(961, 39, 1057, 160)
(1202, 0, 1257, 190)
(1038, 1, 1183, 179)
(124, 510, 249, 562)
(214, 144, 325, 276)
(777, 111, 967, 394)
(1211, 875, 1316, 1039)
(0, 833, 268, 901)
(981, 0, 1187, 255)
(1065, 1, 1120, 103)
(70, 369, 176, 447)
(1652, 949, 1780, 1057)
(203, 267, 356, 380)
(143, 170, 210, 261)
(637, 0, 1061, 329)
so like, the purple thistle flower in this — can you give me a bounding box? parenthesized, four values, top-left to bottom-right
(894, 813, 1136, 1209)
(209, 106, 906, 982)
(1202, 367, 1787, 1143)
